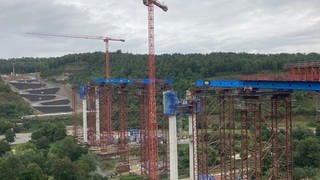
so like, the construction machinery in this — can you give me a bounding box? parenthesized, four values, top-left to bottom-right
(142, 1, 167, 179)
(27, 32, 124, 141)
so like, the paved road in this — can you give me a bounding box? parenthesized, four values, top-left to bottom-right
(0, 133, 31, 144)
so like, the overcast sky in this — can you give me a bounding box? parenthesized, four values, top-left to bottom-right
(0, 0, 320, 59)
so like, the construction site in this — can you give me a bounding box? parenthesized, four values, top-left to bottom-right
(64, 1, 320, 180)
(2, 1, 320, 180)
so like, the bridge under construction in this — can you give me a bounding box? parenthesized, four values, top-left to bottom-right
(70, 62, 320, 180)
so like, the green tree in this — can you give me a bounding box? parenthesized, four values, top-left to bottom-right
(34, 136, 50, 149)
(315, 125, 320, 137)
(5, 129, 15, 143)
(49, 136, 87, 161)
(19, 163, 47, 180)
(51, 157, 77, 180)
(0, 155, 24, 180)
(294, 137, 320, 168)
(0, 119, 13, 134)
(74, 154, 97, 179)
(293, 167, 317, 180)
(292, 126, 314, 141)
(31, 122, 66, 146)
(0, 140, 10, 156)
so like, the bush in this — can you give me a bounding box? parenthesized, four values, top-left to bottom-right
(5, 129, 15, 143)
(0, 140, 10, 156)
(293, 126, 314, 141)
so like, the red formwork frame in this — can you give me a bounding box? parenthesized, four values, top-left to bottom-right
(240, 63, 320, 82)
(86, 86, 97, 146)
(73, 81, 171, 177)
(269, 94, 293, 180)
(191, 88, 293, 180)
(116, 84, 130, 172)
(72, 86, 78, 137)
(197, 95, 209, 177)
(139, 85, 149, 175)
(138, 82, 171, 179)
(239, 95, 263, 180)
(288, 63, 320, 81)
(218, 90, 236, 180)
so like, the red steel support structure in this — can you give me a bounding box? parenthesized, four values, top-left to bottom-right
(287, 62, 320, 81)
(239, 95, 264, 180)
(72, 86, 78, 137)
(117, 85, 130, 172)
(142, 1, 168, 179)
(190, 89, 222, 179)
(253, 98, 262, 179)
(157, 100, 169, 176)
(137, 81, 171, 178)
(269, 94, 293, 180)
(86, 86, 97, 146)
(219, 91, 236, 180)
(192, 88, 293, 180)
(197, 95, 209, 178)
(139, 85, 149, 175)
(239, 102, 250, 179)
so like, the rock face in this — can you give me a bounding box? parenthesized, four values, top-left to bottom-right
(9, 79, 72, 114)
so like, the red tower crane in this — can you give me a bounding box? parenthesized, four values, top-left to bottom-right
(27, 32, 124, 141)
(27, 32, 124, 78)
(142, 1, 167, 179)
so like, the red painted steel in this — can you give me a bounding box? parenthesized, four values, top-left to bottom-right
(87, 86, 97, 146)
(241, 62, 320, 82)
(118, 85, 129, 170)
(143, 1, 167, 179)
(72, 86, 77, 137)
(191, 88, 293, 180)
(147, 3, 159, 178)
(139, 86, 149, 175)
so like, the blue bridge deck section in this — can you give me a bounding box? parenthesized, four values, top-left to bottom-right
(93, 78, 173, 85)
(79, 78, 173, 99)
(196, 80, 320, 91)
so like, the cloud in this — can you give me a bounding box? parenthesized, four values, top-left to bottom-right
(0, 0, 319, 58)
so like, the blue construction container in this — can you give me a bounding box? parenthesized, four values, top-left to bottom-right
(198, 174, 217, 180)
(129, 128, 140, 143)
(79, 86, 87, 99)
(163, 90, 179, 116)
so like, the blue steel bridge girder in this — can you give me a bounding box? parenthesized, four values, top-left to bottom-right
(93, 78, 173, 85)
(196, 80, 320, 91)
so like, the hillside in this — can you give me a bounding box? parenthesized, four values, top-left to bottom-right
(2, 52, 320, 178)
(0, 78, 32, 120)
(1, 52, 319, 117)
(1, 52, 320, 95)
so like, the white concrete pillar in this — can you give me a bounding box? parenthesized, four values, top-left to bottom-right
(169, 115, 178, 180)
(82, 99, 88, 143)
(188, 114, 194, 180)
(95, 96, 100, 141)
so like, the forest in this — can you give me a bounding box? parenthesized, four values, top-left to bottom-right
(1, 51, 320, 94)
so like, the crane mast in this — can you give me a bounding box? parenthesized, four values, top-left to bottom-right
(142, 0, 167, 180)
